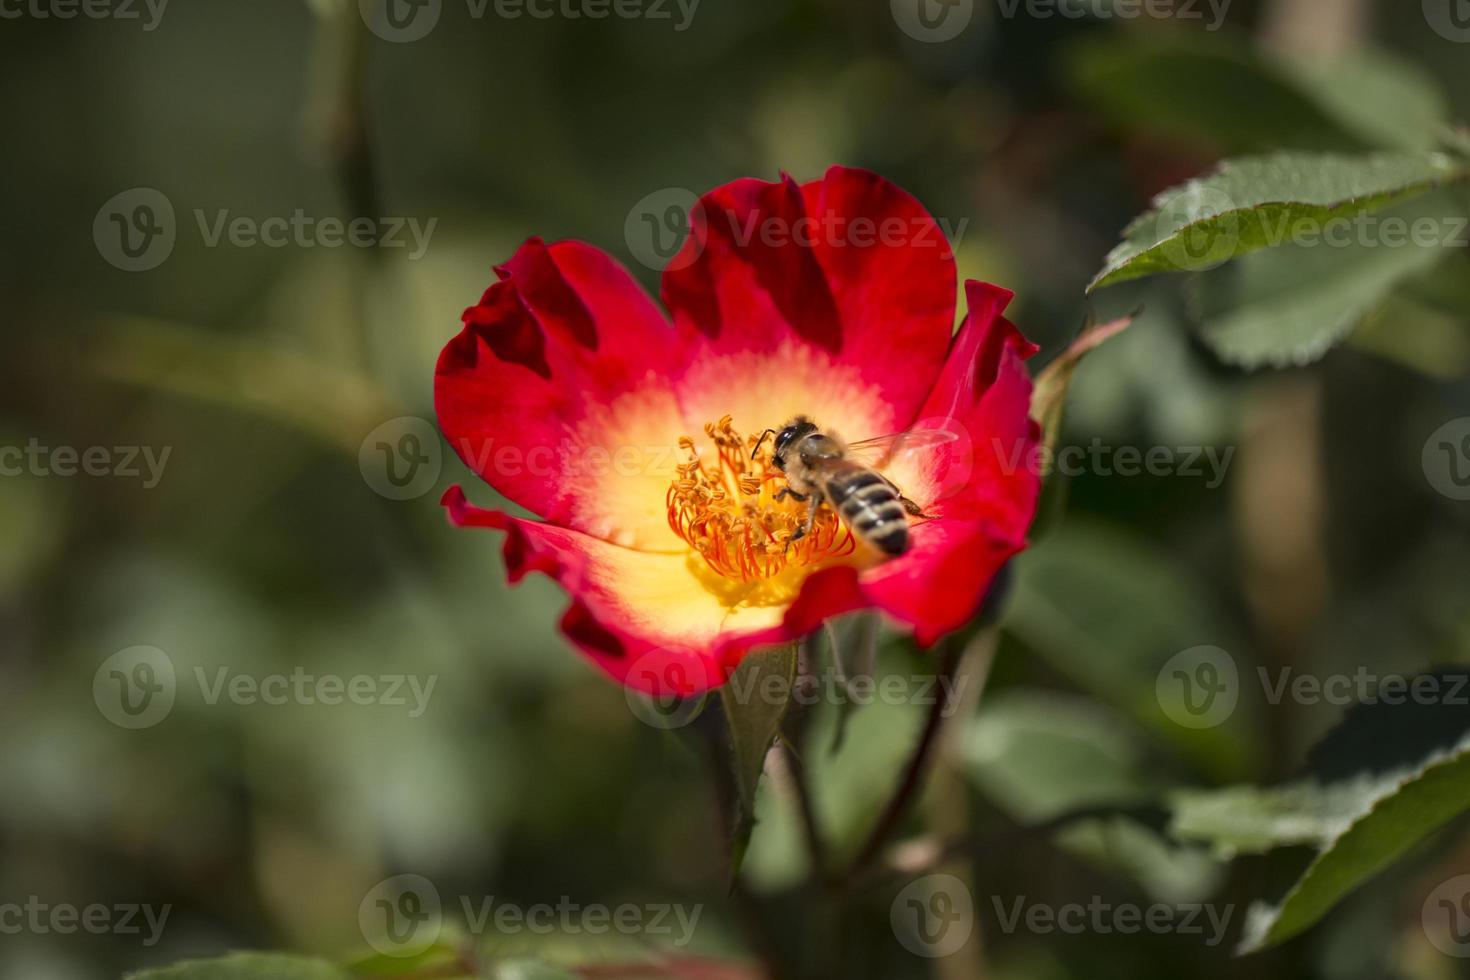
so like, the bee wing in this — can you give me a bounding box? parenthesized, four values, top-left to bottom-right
(846, 429, 960, 468)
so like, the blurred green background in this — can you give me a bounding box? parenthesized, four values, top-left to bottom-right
(4, 0, 1470, 978)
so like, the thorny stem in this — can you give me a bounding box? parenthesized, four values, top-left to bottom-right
(842, 631, 969, 886)
(701, 624, 996, 978)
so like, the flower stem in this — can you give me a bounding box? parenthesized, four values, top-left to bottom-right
(776, 735, 828, 882)
(841, 630, 971, 887)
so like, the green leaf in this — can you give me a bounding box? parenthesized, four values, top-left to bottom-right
(961, 689, 1152, 824)
(344, 935, 469, 977)
(1166, 671, 1470, 953)
(1170, 783, 1374, 857)
(1005, 523, 1254, 778)
(126, 953, 350, 980)
(1088, 151, 1466, 293)
(961, 690, 1224, 903)
(1055, 815, 1224, 906)
(1350, 302, 1470, 379)
(1185, 188, 1468, 366)
(479, 929, 667, 972)
(720, 644, 799, 868)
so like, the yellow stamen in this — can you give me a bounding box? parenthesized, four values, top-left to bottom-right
(667, 417, 854, 582)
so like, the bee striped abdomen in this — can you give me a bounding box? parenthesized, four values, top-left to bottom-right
(827, 466, 910, 556)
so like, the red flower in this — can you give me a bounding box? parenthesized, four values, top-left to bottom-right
(435, 167, 1040, 695)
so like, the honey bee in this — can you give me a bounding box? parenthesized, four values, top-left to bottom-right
(753, 416, 954, 558)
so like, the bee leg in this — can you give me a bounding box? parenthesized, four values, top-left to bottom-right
(880, 475, 934, 520)
(775, 487, 809, 503)
(784, 496, 821, 556)
(899, 495, 935, 520)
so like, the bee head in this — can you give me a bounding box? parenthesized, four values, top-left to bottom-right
(765, 416, 817, 471)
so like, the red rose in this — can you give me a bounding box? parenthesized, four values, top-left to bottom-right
(436, 167, 1040, 695)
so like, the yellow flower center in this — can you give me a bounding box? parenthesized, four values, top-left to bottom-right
(667, 415, 855, 584)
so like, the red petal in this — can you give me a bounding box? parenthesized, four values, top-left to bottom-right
(857, 281, 1042, 641)
(662, 166, 957, 430)
(920, 281, 1038, 422)
(435, 238, 693, 550)
(441, 487, 866, 695)
(860, 519, 1022, 646)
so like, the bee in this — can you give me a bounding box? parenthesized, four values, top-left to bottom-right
(753, 416, 952, 558)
